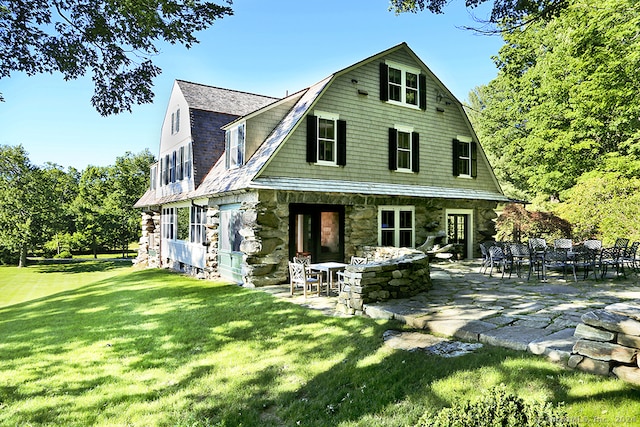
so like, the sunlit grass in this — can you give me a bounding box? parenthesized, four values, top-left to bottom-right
(0, 262, 638, 426)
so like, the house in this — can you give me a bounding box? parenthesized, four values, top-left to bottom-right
(134, 42, 510, 286)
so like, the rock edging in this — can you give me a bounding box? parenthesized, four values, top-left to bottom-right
(569, 303, 640, 385)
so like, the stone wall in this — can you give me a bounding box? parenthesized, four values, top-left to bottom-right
(134, 210, 160, 268)
(336, 247, 431, 315)
(569, 303, 640, 386)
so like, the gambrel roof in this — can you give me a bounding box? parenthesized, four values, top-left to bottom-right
(135, 43, 510, 209)
(176, 80, 279, 116)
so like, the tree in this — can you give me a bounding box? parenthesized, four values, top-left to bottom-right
(0, 145, 70, 266)
(0, 0, 232, 115)
(107, 149, 156, 257)
(389, 0, 569, 29)
(468, 0, 640, 200)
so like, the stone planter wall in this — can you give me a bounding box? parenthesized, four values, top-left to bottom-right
(569, 303, 640, 386)
(337, 247, 431, 315)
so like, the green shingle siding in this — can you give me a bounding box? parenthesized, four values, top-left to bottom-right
(261, 51, 500, 196)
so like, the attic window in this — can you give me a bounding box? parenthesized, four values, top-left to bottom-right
(171, 108, 180, 134)
(380, 62, 427, 110)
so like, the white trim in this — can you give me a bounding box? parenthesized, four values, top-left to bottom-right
(445, 209, 474, 259)
(385, 60, 422, 108)
(378, 205, 415, 248)
(314, 112, 338, 166)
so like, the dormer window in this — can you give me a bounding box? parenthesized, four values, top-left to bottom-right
(225, 123, 245, 169)
(380, 62, 426, 110)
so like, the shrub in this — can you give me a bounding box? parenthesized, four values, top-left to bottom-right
(53, 250, 73, 259)
(496, 203, 572, 243)
(418, 385, 577, 427)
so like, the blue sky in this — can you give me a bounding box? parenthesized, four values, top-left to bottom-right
(0, 0, 504, 170)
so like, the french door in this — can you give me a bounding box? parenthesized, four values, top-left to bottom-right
(289, 204, 344, 263)
(447, 210, 473, 259)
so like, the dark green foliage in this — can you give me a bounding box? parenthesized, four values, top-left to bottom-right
(0, 0, 232, 115)
(418, 385, 578, 426)
(53, 250, 72, 259)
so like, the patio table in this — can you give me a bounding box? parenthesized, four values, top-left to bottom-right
(310, 262, 347, 295)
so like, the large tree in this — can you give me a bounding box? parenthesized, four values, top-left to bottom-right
(0, 145, 69, 266)
(389, 0, 569, 28)
(0, 0, 232, 115)
(468, 0, 640, 200)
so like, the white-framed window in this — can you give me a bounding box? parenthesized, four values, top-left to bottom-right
(171, 108, 180, 135)
(389, 125, 419, 173)
(452, 137, 476, 178)
(190, 205, 207, 244)
(162, 207, 177, 239)
(378, 206, 415, 247)
(396, 126, 412, 171)
(316, 111, 339, 165)
(184, 143, 192, 178)
(220, 206, 243, 252)
(385, 61, 421, 107)
(177, 147, 184, 181)
(150, 164, 157, 190)
(225, 123, 245, 169)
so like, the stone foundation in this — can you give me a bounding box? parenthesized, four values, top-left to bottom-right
(569, 303, 640, 385)
(336, 247, 431, 315)
(133, 210, 160, 268)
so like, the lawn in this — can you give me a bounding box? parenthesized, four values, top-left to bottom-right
(0, 262, 638, 426)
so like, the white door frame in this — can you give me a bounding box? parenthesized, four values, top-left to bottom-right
(445, 209, 474, 259)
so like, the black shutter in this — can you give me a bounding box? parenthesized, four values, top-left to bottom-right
(471, 141, 478, 178)
(337, 120, 347, 166)
(412, 132, 420, 173)
(306, 115, 317, 163)
(452, 139, 460, 176)
(380, 63, 389, 101)
(388, 128, 397, 170)
(419, 74, 427, 110)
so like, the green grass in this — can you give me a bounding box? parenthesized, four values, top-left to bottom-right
(0, 262, 638, 426)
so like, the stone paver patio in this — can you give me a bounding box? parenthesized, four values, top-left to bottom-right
(263, 260, 640, 366)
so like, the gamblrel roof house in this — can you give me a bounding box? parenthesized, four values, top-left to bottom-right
(134, 42, 510, 286)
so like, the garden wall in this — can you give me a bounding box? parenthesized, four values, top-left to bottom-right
(569, 303, 640, 386)
(336, 246, 431, 315)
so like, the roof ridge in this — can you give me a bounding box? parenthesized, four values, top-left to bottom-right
(175, 79, 279, 100)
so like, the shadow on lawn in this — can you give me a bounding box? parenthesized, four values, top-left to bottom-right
(29, 259, 132, 274)
(0, 268, 636, 426)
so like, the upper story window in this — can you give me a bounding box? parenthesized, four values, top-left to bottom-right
(378, 206, 415, 248)
(452, 138, 477, 178)
(159, 143, 192, 186)
(380, 62, 426, 110)
(306, 113, 346, 166)
(171, 108, 181, 135)
(150, 164, 158, 190)
(388, 126, 420, 173)
(225, 123, 245, 169)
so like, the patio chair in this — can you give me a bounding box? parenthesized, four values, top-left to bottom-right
(594, 247, 624, 279)
(336, 256, 369, 292)
(479, 241, 496, 274)
(508, 243, 530, 279)
(614, 238, 630, 249)
(620, 241, 640, 273)
(487, 245, 507, 277)
(543, 248, 577, 281)
(289, 261, 323, 297)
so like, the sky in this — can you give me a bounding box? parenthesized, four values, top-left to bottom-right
(0, 0, 504, 171)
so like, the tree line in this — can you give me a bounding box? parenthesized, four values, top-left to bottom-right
(467, 0, 640, 244)
(0, 145, 154, 266)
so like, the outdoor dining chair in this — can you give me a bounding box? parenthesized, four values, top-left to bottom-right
(289, 261, 323, 297)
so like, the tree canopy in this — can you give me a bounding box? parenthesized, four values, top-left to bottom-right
(0, 0, 232, 115)
(389, 0, 569, 28)
(468, 0, 640, 200)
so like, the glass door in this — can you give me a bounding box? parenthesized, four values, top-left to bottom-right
(447, 213, 469, 258)
(290, 204, 344, 262)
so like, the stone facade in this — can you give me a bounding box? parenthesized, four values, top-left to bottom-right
(136, 188, 498, 290)
(336, 247, 431, 315)
(569, 303, 640, 385)
(133, 210, 160, 268)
